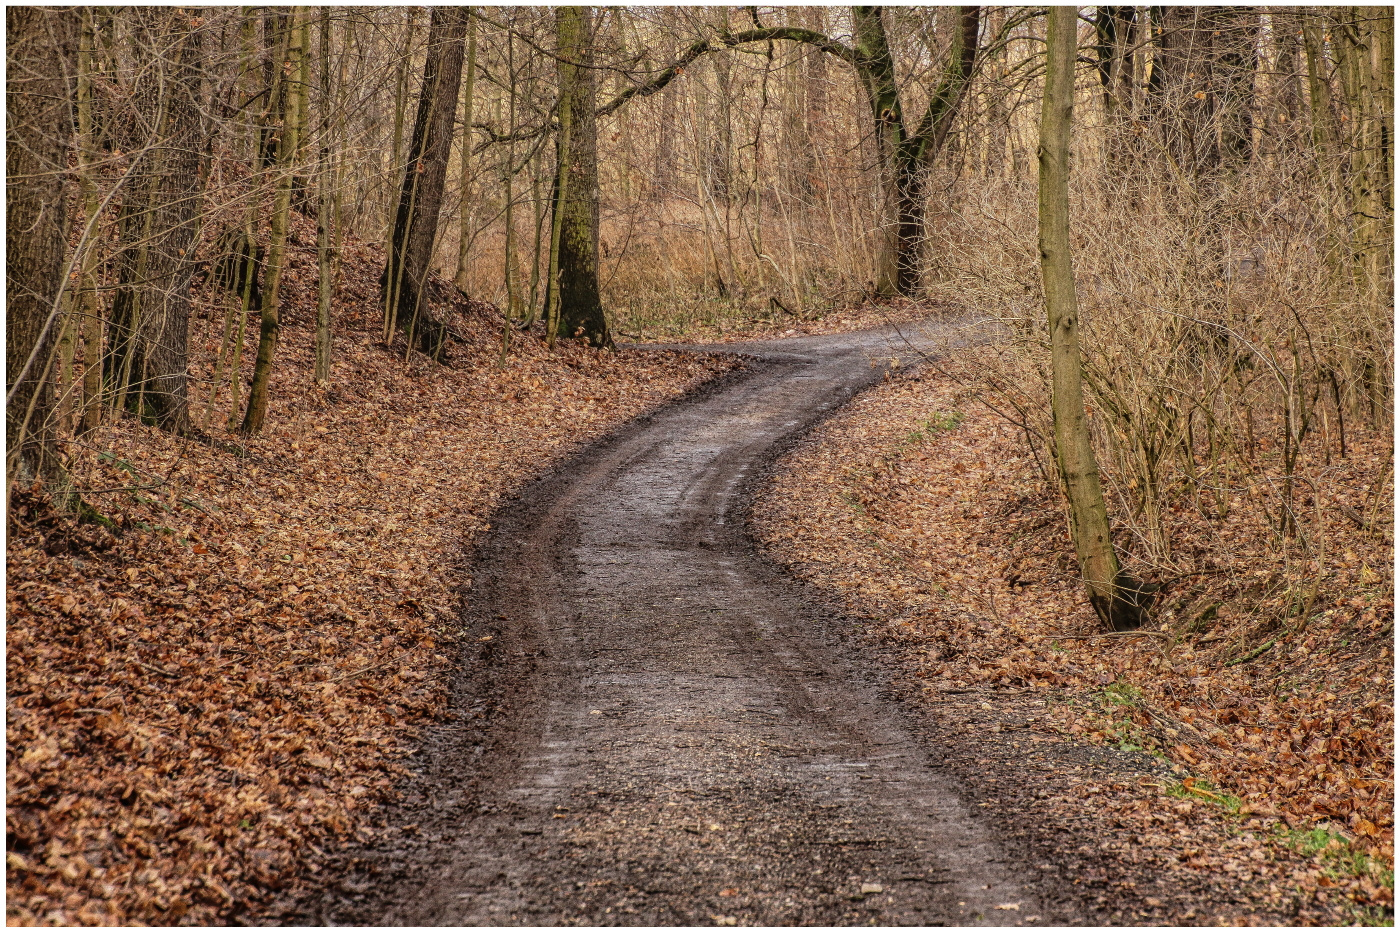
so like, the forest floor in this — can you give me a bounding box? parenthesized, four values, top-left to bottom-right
(6, 217, 1392, 924)
(3, 209, 908, 926)
(753, 351, 1394, 926)
(280, 324, 1087, 926)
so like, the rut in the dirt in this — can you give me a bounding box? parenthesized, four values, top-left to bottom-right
(296, 327, 1062, 926)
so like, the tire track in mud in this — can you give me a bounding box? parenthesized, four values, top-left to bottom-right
(293, 326, 1073, 926)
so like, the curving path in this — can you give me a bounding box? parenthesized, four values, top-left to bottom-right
(297, 325, 1060, 926)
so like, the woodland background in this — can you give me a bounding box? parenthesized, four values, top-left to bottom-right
(5, 5, 1393, 925)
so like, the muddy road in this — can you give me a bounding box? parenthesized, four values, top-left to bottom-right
(294, 326, 1071, 926)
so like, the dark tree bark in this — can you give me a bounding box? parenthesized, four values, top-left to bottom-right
(382, 6, 469, 360)
(1147, 7, 1259, 176)
(855, 7, 981, 297)
(1093, 7, 1137, 118)
(1040, 6, 1146, 633)
(106, 11, 206, 434)
(6, 6, 78, 490)
(546, 6, 612, 348)
(1214, 9, 1259, 169)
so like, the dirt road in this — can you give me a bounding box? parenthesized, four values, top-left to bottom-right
(294, 327, 1075, 925)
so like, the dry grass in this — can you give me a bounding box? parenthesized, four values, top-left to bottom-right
(922, 144, 1393, 578)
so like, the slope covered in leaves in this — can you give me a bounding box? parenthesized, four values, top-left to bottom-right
(6, 210, 737, 926)
(754, 358, 1393, 925)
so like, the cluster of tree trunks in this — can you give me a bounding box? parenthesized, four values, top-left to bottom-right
(7, 6, 1393, 633)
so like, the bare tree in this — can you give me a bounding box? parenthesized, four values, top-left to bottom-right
(6, 6, 78, 489)
(546, 6, 611, 347)
(590, 6, 998, 298)
(1039, 6, 1146, 632)
(381, 5, 469, 360)
(106, 11, 206, 434)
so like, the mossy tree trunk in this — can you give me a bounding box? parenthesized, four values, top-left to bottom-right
(546, 6, 612, 348)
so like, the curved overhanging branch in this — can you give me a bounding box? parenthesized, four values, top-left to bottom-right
(596, 26, 861, 118)
(469, 23, 862, 156)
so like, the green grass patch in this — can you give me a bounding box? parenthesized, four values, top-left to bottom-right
(1350, 904, 1394, 927)
(1100, 679, 1143, 707)
(1168, 777, 1243, 814)
(903, 411, 965, 446)
(1277, 825, 1393, 887)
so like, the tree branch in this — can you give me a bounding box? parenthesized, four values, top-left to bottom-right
(471, 23, 862, 153)
(597, 27, 860, 119)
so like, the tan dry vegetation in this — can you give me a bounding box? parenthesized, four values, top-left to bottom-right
(5, 210, 737, 926)
(754, 358, 1393, 924)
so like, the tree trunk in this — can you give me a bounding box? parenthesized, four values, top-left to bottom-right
(851, 7, 908, 298)
(1093, 7, 1135, 117)
(222, 8, 265, 431)
(1336, 7, 1394, 333)
(314, 7, 334, 386)
(106, 11, 205, 434)
(1094, 5, 1138, 166)
(547, 6, 612, 348)
(1213, 9, 1259, 170)
(545, 22, 574, 348)
(1040, 6, 1145, 632)
(6, 6, 78, 491)
(1301, 14, 1349, 284)
(454, 13, 477, 291)
(381, 6, 469, 360)
(503, 29, 523, 321)
(852, 6, 981, 298)
(1301, 16, 1338, 156)
(76, 8, 106, 436)
(242, 8, 307, 434)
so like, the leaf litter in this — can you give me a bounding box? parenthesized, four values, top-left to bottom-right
(753, 355, 1393, 926)
(6, 208, 738, 926)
